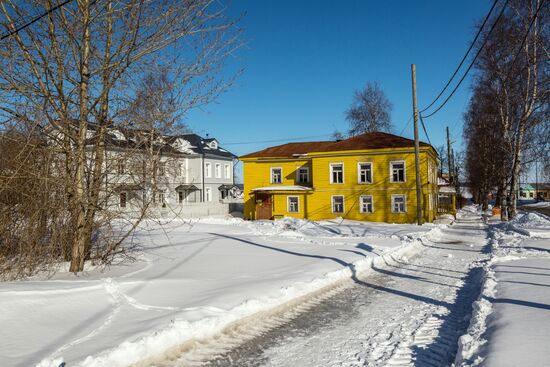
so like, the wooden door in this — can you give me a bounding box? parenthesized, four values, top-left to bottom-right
(255, 193, 272, 220)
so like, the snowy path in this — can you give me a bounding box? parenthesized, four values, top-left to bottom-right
(166, 210, 489, 367)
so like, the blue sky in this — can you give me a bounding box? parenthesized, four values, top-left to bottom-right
(187, 0, 490, 169)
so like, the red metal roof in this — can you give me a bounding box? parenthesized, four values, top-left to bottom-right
(240, 132, 432, 159)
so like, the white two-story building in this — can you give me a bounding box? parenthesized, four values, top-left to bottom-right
(101, 130, 239, 218)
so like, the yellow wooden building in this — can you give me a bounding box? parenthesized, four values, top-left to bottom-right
(240, 132, 439, 224)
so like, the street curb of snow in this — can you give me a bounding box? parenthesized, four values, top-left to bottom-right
(43, 228, 433, 367)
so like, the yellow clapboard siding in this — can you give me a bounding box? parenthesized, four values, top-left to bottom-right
(242, 146, 439, 223)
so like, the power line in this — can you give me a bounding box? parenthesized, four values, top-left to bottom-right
(1, 0, 74, 41)
(222, 134, 333, 146)
(419, 0, 501, 114)
(420, 0, 510, 119)
(419, 114, 432, 146)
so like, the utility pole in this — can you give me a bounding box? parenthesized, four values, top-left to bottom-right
(446, 126, 452, 183)
(411, 64, 422, 225)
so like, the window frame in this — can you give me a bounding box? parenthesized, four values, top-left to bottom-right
(287, 196, 299, 213)
(390, 160, 406, 183)
(205, 187, 212, 202)
(331, 195, 345, 214)
(330, 163, 344, 184)
(119, 191, 127, 208)
(296, 166, 310, 184)
(224, 164, 231, 179)
(357, 162, 373, 184)
(359, 195, 374, 213)
(271, 167, 283, 184)
(391, 194, 407, 213)
(205, 162, 212, 178)
(215, 163, 221, 178)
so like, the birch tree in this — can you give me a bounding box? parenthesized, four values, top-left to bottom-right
(345, 82, 393, 135)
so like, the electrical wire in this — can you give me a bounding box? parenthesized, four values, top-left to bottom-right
(1, 0, 75, 40)
(419, 114, 432, 146)
(222, 134, 333, 145)
(419, 0, 501, 114)
(420, 0, 510, 119)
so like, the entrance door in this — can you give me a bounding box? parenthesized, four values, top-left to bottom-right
(255, 193, 272, 220)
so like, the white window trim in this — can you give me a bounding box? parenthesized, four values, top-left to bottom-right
(271, 167, 283, 184)
(296, 166, 310, 184)
(331, 195, 345, 214)
(389, 160, 406, 183)
(205, 162, 212, 178)
(224, 164, 231, 179)
(357, 162, 373, 184)
(205, 187, 212, 202)
(287, 196, 299, 213)
(215, 163, 221, 178)
(391, 194, 407, 213)
(330, 163, 344, 184)
(359, 195, 374, 213)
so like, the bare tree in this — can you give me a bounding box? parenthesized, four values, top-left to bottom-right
(0, 0, 241, 276)
(465, 0, 548, 219)
(345, 82, 393, 136)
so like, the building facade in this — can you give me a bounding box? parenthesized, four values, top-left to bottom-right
(241, 132, 439, 224)
(100, 131, 238, 218)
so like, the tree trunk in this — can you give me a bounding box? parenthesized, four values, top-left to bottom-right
(70, 0, 92, 273)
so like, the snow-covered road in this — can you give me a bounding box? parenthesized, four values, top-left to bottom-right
(170, 209, 490, 367)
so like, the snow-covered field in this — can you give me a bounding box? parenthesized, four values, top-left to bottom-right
(456, 210, 550, 367)
(1, 216, 434, 367)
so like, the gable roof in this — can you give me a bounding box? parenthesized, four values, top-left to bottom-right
(175, 133, 235, 158)
(240, 132, 432, 159)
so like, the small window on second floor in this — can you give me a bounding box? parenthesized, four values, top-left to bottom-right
(158, 162, 166, 176)
(390, 161, 405, 182)
(358, 163, 372, 184)
(224, 164, 231, 178)
(215, 163, 221, 178)
(117, 159, 125, 175)
(271, 168, 282, 184)
(205, 162, 212, 178)
(330, 163, 344, 184)
(297, 167, 309, 184)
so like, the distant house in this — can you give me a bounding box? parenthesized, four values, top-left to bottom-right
(240, 132, 439, 224)
(519, 184, 536, 199)
(87, 128, 239, 218)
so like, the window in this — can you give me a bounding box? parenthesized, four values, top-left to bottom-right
(178, 191, 184, 203)
(332, 195, 344, 214)
(119, 192, 127, 208)
(154, 191, 166, 207)
(205, 162, 212, 178)
(215, 163, 221, 178)
(287, 196, 299, 213)
(271, 168, 282, 183)
(360, 195, 373, 213)
(330, 163, 344, 184)
(297, 167, 309, 184)
(176, 163, 184, 177)
(390, 161, 405, 182)
(158, 162, 166, 176)
(358, 162, 372, 184)
(205, 187, 212, 202)
(117, 159, 125, 175)
(224, 164, 231, 179)
(391, 194, 406, 213)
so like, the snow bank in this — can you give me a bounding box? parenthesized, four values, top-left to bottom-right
(509, 212, 550, 238)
